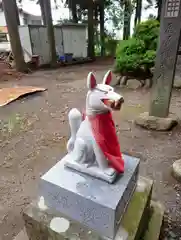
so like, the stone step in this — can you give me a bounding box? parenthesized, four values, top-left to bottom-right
(142, 201, 165, 240)
(21, 176, 153, 240)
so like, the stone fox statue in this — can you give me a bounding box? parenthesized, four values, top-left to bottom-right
(65, 70, 124, 183)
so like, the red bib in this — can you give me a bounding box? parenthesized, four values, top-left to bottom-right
(85, 111, 124, 173)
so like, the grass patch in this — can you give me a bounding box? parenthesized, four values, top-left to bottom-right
(0, 113, 31, 139)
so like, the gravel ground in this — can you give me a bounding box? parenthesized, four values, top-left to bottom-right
(0, 58, 181, 239)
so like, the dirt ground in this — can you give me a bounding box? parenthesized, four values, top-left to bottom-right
(1, 58, 181, 239)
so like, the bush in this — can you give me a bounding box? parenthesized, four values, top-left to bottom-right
(133, 19, 160, 50)
(114, 19, 160, 78)
(115, 38, 146, 73)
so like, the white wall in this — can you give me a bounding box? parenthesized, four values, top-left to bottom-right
(0, 10, 42, 26)
(62, 25, 87, 58)
(23, 13, 42, 25)
(20, 13, 26, 25)
(0, 11, 6, 26)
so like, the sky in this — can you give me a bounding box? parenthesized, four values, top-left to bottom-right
(19, 0, 155, 37)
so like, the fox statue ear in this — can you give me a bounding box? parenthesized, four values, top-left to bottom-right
(102, 70, 112, 85)
(87, 72, 97, 90)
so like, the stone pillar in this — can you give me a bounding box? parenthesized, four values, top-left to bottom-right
(149, 0, 181, 118)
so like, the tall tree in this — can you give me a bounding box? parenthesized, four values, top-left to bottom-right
(123, 0, 132, 40)
(156, 0, 162, 22)
(2, 0, 27, 72)
(43, 0, 57, 66)
(88, 3, 95, 58)
(100, 3, 105, 56)
(145, 0, 162, 22)
(105, 0, 124, 36)
(13, 0, 20, 25)
(39, 0, 47, 25)
(71, 1, 78, 23)
(134, 0, 142, 27)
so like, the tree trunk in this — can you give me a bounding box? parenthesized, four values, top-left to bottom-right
(123, 1, 131, 40)
(2, 0, 27, 72)
(43, 0, 57, 66)
(12, 0, 20, 25)
(100, 4, 105, 56)
(94, 6, 99, 54)
(157, 0, 162, 22)
(39, 0, 47, 25)
(134, 0, 142, 27)
(88, 4, 95, 58)
(72, 2, 78, 23)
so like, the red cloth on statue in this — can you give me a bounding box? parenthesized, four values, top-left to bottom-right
(87, 111, 124, 173)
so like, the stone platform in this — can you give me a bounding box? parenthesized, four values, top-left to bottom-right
(22, 176, 155, 240)
(39, 154, 140, 239)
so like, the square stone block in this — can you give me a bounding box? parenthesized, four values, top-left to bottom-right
(39, 154, 140, 239)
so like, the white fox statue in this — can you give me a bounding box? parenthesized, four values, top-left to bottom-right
(65, 70, 125, 183)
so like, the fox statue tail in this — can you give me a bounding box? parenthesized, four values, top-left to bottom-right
(67, 108, 82, 153)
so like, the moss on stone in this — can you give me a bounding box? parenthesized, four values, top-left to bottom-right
(115, 177, 153, 240)
(142, 201, 164, 240)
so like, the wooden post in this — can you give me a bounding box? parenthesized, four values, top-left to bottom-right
(149, 0, 181, 118)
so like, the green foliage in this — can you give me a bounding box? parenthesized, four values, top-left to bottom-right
(115, 38, 146, 73)
(105, 0, 124, 34)
(133, 19, 160, 50)
(114, 19, 160, 78)
(142, 50, 156, 66)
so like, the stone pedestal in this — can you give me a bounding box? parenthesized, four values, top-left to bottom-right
(39, 154, 140, 239)
(22, 176, 154, 240)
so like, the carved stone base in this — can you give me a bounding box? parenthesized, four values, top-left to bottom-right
(39, 154, 140, 239)
(65, 157, 118, 183)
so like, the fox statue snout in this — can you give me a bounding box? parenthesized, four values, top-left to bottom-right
(102, 97, 124, 111)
